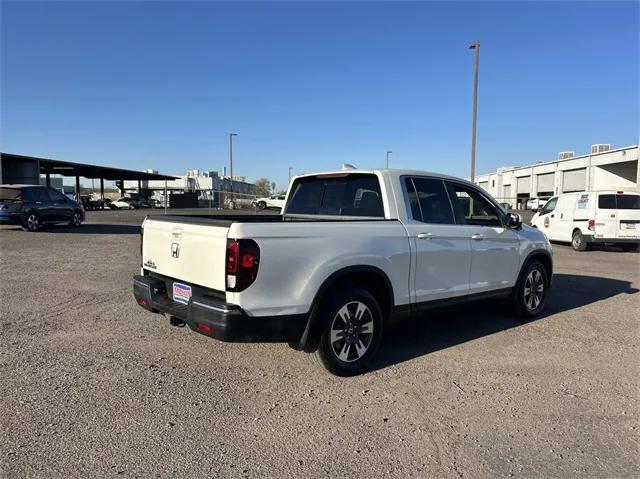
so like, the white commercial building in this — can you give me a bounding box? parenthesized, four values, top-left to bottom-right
(123, 169, 256, 208)
(474, 144, 639, 209)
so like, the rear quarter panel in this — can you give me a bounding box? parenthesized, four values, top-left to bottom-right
(227, 220, 412, 317)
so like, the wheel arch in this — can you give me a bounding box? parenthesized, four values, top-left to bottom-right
(520, 249, 553, 287)
(295, 265, 394, 353)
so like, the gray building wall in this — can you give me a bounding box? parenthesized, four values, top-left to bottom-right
(0, 155, 40, 184)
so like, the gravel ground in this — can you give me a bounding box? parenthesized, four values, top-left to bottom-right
(1, 210, 638, 478)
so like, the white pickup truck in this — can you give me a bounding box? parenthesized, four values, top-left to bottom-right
(134, 169, 553, 375)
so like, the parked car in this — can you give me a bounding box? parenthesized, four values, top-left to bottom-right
(79, 194, 107, 210)
(252, 194, 286, 210)
(531, 190, 640, 251)
(112, 197, 142, 209)
(526, 197, 550, 211)
(0, 185, 84, 231)
(133, 169, 553, 376)
(103, 198, 117, 209)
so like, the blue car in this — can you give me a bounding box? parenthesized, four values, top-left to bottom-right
(0, 185, 85, 231)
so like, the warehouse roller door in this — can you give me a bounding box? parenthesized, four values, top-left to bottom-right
(536, 173, 554, 193)
(516, 176, 531, 194)
(479, 181, 489, 191)
(563, 168, 586, 192)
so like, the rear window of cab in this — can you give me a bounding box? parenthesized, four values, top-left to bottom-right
(286, 174, 384, 217)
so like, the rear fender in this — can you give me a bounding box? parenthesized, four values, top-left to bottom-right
(295, 265, 394, 353)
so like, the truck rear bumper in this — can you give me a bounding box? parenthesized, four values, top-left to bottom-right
(133, 275, 307, 343)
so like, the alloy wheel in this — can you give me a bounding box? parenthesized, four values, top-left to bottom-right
(329, 301, 374, 363)
(73, 212, 81, 226)
(27, 214, 39, 231)
(524, 269, 544, 311)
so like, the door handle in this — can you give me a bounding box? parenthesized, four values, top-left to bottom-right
(471, 233, 484, 241)
(610, 214, 615, 218)
(561, 213, 563, 219)
(550, 214, 554, 218)
(417, 232, 433, 240)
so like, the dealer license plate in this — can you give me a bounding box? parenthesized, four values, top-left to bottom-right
(172, 282, 192, 305)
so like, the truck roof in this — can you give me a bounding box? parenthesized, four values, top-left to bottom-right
(293, 168, 474, 185)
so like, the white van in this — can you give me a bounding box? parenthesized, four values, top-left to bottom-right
(531, 191, 640, 251)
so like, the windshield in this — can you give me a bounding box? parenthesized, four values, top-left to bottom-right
(286, 173, 384, 217)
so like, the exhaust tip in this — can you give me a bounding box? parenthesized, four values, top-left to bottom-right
(169, 316, 186, 328)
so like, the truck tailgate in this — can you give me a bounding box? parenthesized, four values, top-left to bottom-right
(142, 217, 228, 291)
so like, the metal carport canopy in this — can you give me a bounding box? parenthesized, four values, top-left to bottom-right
(3, 153, 178, 181)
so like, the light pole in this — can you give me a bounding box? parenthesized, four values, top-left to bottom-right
(229, 133, 237, 207)
(469, 40, 480, 184)
(386, 150, 392, 169)
(288, 167, 293, 184)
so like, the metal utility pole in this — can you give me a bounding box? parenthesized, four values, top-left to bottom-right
(288, 167, 293, 184)
(229, 133, 238, 207)
(386, 151, 392, 169)
(469, 40, 480, 184)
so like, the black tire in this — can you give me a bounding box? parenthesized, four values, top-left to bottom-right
(571, 230, 588, 252)
(21, 212, 41, 232)
(314, 288, 384, 377)
(511, 260, 549, 319)
(69, 210, 82, 227)
(257, 201, 266, 210)
(621, 243, 640, 252)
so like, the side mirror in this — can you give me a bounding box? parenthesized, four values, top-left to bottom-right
(507, 213, 522, 229)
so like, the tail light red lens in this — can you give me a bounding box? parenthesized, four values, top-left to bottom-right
(226, 239, 260, 292)
(588, 219, 595, 231)
(226, 239, 239, 274)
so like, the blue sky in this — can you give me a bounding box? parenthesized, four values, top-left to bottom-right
(1, 1, 638, 189)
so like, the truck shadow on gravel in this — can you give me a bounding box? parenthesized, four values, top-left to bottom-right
(370, 273, 638, 372)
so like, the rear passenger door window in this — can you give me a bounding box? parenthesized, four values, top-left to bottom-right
(445, 182, 503, 227)
(286, 174, 384, 217)
(47, 188, 66, 202)
(404, 177, 455, 224)
(30, 188, 50, 203)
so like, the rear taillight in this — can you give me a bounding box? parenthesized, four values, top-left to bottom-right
(140, 217, 148, 258)
(588, 219, 595, 231)
(226, 239, 260, 292)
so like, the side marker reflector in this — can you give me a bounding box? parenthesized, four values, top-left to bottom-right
(196, 323, 212, 334)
